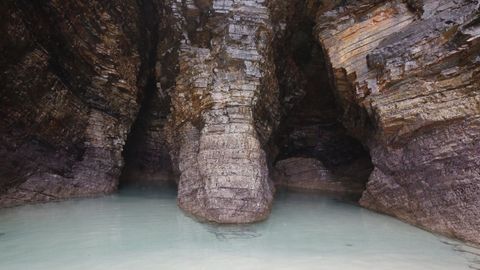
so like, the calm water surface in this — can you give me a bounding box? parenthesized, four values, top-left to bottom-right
(0, 188, 479, 270)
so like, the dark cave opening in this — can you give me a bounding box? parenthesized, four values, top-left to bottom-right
(270, 2, 373, 197)
(118, 77, 176, 190)
(119, 0, 177, 190)
(119, 0, 373, 196)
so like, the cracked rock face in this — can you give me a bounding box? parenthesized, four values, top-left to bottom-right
(165, 0, 278, 223)
(315, 0, 480, 244)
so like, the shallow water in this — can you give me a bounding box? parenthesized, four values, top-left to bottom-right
(0, 188, 479, 270)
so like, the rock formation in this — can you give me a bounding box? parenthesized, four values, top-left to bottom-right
(274, 157, 370, 193)
(315, 0, 480, 244)
(0, 0, 479, 244)
(0, 0, 178, 204)
(0, 0, 147, 206)
(119, 0, 179, 188)
(268, 0, 373, 195)
(165, 0, 278, 223)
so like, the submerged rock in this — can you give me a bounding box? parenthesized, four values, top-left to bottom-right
(274, 157, 369, 194)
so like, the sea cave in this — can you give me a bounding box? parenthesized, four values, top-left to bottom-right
(0, 0, 479, 269)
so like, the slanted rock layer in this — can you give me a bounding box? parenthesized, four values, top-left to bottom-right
(0, 0, 479, 244)
(315, 0, 480, 244)
(0, 0, 146, 206)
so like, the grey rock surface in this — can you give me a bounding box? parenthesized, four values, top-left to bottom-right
(165, 0, 278, 223)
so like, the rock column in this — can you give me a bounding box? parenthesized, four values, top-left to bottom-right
(167, 0, 278, 223)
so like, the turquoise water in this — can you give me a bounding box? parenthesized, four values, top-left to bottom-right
(0, 188, 479, 270)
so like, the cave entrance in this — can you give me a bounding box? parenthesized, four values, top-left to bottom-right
(118, 0, 179, 191)
(270, 3, 373, 199)
(119, 78, 176, 190)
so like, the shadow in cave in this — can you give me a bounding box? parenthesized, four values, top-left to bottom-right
(118, 0, 177, 191)
(270, 1, 373, 200)
(118, 78, 176, 191)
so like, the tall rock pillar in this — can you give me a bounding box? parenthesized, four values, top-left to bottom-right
(166, 0, 279, 223)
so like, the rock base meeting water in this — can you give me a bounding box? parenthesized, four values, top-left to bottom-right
(0, 188, 478, 270)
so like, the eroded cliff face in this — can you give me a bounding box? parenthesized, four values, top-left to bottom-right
(0, 0, 148, 206)
(315, 0, 480, 244)
(0, 0, 181, 205)
(0, 0, 479, 244)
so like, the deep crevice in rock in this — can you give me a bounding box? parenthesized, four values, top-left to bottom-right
(119, 76, 175, 189)
(119, 0, 177, 189)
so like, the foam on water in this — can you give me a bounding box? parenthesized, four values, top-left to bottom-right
(0, 188, 479, 270)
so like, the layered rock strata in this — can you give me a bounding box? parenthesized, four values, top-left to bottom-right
(165, 0, 278, 223)
(315, 0, 480, 244)
(0, 0, 151, 206)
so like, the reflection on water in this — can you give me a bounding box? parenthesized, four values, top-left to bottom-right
(0, 187, 478, 270)
(205, 224, 262, 240)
